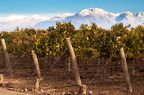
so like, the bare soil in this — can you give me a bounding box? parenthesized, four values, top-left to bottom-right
(0, 56, 144, 95)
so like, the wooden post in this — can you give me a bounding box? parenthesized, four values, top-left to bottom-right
(34, 78, 42, 92)
(1, 39, 13, 77)
(79, 85, 87, 95)
(31, 50, 42, 79)
(120, 47, 132, 92)
(31, 50, 42, 91)
(65, 38, 82, 86)
(0, 74, 4, 83)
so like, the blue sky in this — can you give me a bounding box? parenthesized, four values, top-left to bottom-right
(0, 0, 144, 15)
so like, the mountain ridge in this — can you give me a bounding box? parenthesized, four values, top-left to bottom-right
(0, 8, 144, 31)
(35, 8, 144, 29)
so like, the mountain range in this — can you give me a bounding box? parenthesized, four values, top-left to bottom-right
(0, 8, 144, 31)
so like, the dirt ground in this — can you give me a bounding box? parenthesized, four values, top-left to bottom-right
(0, 57, 144, 95)
(0, 88, 31, 95)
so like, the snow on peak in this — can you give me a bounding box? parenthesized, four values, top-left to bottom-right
(121, 11, 133, 17)
(78, 8, 111, 16)
(116, 11, 135, 21)
(135, 12, 144, 17)
(35, 8, 144, 30)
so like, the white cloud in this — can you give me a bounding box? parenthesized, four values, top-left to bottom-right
(0, 13, 74, 31)
(0, 14, 49, 31)
(56, 13, 74, 18)
(0, 15, 49, 22)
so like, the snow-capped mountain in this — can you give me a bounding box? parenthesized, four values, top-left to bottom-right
(0, 8, 144, 31)
(35, 8, 144, 29)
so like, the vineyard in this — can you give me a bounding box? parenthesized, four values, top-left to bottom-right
(1, 22, 144, 58)
(0, 22, 144, 95)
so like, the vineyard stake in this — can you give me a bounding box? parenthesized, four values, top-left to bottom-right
(1, 39, 13, 77)
(0, 74, 4, 83)
(31, 50, 42, 79)
(65, 38, 82, 86)
(120, 47, 132, 92)
(31, 50, 42, 91)
(65, 38, 88, 95)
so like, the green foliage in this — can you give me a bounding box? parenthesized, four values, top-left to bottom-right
(0, 22, 144, 58)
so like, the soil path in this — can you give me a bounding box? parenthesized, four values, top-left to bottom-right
(0, 88, 31, 95)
